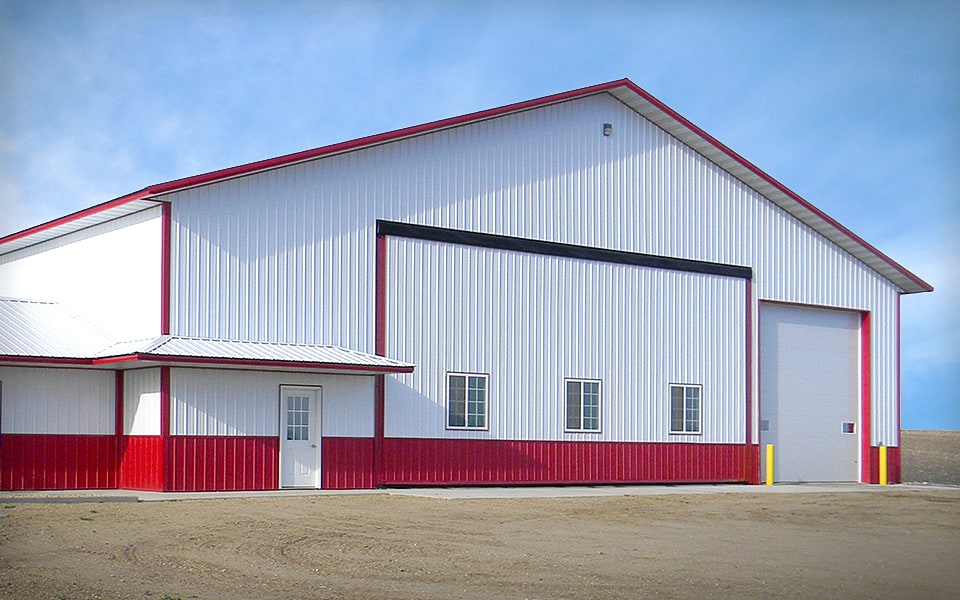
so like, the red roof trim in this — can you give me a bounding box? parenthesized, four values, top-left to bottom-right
(0, 355, 92, 366)
(0, 190, 156, 246)
(143, 80, 629, 195)
(0, 80, 624, 251)
(614, 80, 933, 293)
(1, 77, 931, 292)
(0, 352, 414, 373)
(94, 353, 415, 373)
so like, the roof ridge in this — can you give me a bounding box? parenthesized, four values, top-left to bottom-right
(167, 335, 342, 349)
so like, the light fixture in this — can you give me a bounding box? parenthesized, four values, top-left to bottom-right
(603, 123, 612, 136)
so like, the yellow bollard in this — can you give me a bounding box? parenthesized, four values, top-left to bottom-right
(879, 445, 888, 486)
(765, 444, 774, 486)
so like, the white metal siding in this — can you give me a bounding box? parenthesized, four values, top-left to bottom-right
(170, 368, 374, 437)
(385, 238, 746, 443)
(0, 366, 114, 434)
(165, 92, 901, 445)
(0, 206, 162, 341)
(124, 367, 160, 436)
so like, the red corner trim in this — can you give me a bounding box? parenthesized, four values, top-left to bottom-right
(745, 279, 753, 447)
(159, 366, 171, 491)
(114, 370, 124, 476)
(159, 366, 170, 440)
(114, 370, 124, 437)
(860, 311, 872, 483)
(160, 202, 172, 335)
(895, 295, 902, 446)
(374, 375, 385, 488)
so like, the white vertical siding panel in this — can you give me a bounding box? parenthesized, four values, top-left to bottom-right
(124, 368, 161, 435)
(166, 92, 903, 444)
(385, 238, 745, 444)
(169, 369, 374, 437)
(0, 366, 114, 434)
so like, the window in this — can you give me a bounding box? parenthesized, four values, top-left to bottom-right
(447, 373, 487, 429)
(670, 384, 701, 434)
(565, 379, 601, 432)
(286, 394, 310, 441)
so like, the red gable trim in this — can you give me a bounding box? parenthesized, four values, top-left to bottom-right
(143, 80, 629, 195)
(612, 80, 933, 294)
(0, 190, 155, 247)
(0, 81, 621, 250)
(0, 78, 932, 292)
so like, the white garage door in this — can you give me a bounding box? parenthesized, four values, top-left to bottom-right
(759, 303, 861, 482)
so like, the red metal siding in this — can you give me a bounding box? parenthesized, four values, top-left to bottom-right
(382, 438, 751, 486)
(118, 435, 164, 491)
(322, 437, 376, 489)
(166, 436, 278, 492)
(868, 445, 901, 484)
(0, 434, 117, 491)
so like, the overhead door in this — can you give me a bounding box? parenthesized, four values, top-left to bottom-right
(759, 303, 861, 482)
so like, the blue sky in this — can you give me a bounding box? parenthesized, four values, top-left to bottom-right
(1, 1, 957, 429)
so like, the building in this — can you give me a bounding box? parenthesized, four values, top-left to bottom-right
(0, 79, 931, 492)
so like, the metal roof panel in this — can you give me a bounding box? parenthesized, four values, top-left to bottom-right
(98, 335, 414, 370)
(0, 297, 116, 357)
(0, 299, 414, 373)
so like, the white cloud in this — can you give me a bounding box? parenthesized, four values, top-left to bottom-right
(890, 231, 960, 368)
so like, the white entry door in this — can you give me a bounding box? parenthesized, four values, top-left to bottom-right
(759, 304, 860, 482)
(280, 387, 320, 488)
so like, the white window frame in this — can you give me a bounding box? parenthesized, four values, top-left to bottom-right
(446, 372, 489, 430)
(669, 383, 702, 435)
(564, 378, 602, 433)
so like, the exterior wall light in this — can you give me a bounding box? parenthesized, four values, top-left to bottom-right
(603, 123, 613, 136)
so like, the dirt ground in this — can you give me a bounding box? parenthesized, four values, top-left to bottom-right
(0, 430, 957, 600)
(901, 430, 960, 486)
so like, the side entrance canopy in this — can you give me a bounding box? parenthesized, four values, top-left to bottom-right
(0, 297, 413, 374)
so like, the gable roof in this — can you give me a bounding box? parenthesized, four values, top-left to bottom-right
(0, 79, 932, 293)
(93, 335, 415, 373)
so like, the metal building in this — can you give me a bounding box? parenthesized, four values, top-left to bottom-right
(0, 79, 931, 491)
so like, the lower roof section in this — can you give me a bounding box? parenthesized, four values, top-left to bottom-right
(95, 336, 415, 374)
(0, 297, 115, 358)
(0, 297, 413, 374)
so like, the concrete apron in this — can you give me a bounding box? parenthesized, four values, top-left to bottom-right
(1, 483, 956, 503)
